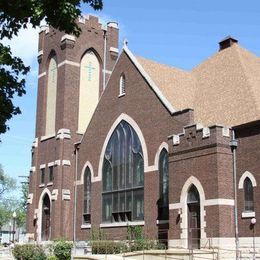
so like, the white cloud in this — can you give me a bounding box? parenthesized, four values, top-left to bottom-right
(2, 25, 39, 67)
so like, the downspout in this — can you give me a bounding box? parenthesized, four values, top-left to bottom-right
(73, 143, 79, 252)
(230, 129, 239, 259)
(103, 25, 107, 90)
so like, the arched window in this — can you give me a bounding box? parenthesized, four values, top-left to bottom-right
(46, 56, 57, 136)
(83, 167, 91, 224)
(187, 185, 200, 204)
(244, 177, 254, 212)
(158, 149, 169, 220)
(119, 74, 126, 96)
(102, 120, 144, 222)
(78, 50, 100, 133)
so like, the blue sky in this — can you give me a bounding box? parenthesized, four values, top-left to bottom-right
(1, 0, 260, 194)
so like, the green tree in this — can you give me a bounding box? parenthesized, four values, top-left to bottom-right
(0, 0, 103, 135)
(0, 164, 16, 197)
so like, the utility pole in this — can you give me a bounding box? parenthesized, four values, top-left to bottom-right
(230, 130, 239, 260)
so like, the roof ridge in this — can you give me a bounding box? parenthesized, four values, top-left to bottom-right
(234, 44, 259, 114)
(136, 55, 189, 74)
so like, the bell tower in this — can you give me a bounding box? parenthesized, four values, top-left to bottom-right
(26, 15, 119, 241)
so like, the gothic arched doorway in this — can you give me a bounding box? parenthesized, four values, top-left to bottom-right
(41, 194, 51, 241)
(187, 185, 201, 249)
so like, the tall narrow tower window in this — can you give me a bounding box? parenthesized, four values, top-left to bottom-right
(78, 50, 100, 133)
(45, 57, 57, 136)
(119, 74, 126, 96)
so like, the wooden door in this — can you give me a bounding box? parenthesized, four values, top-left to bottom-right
(41, 195, 51, 241)
(188, 203, 200, 249)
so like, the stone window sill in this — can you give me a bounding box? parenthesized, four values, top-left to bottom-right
(242, 211, 255, 218)
(81, 224, 91, 229)
(100, 221, 145, 228)
(118, 93, 125, 98)
(156, 220, 169, 225)
(39, 184, 45, 188)
(47, 182, 53, 187)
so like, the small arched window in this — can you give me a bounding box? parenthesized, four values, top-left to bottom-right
(158, 149, 169, 220)
(83, 167, 91, 224)
(119, 74, 126, 96)
(244, 177, 254, 212)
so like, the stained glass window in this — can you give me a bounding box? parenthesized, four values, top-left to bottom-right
(102, 120, 144, 222)
(158, 149, 169, 220)
(83, 167, 91, 224)
(244, 177, 254, 212)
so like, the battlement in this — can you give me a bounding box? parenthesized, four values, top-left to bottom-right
(169, 123, 231, 151)
(37, 14, 119, 65)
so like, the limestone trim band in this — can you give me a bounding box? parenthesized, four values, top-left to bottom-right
(38, 72, 46, 79)
(57, 60, 80, 68)
(169, 198, 235, 209)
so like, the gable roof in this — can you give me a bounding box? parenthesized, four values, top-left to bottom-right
(124, 42, 260, 127)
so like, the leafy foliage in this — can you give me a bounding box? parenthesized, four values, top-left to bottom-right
(12, 244, 46, 260)
(0, 43, 29, 135)
(0, 165, 27, 228)
(0, 164, 16, 197)
(91, 240, 128, 254)
(53, 238, 73, 260)
(0, 0, 103, 135)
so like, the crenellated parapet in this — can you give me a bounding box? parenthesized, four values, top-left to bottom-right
(168, 123, 231, 154)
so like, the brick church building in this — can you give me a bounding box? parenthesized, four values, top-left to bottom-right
(27, 15, 260, 251)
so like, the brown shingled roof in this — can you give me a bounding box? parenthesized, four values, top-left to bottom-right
(136, 43, 260, 127)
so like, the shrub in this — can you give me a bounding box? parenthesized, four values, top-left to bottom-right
(12, 244, 46, 260)
(91, 240, 128, 254)
(47, 256, 57, 260)
(53, 239, 73, 260)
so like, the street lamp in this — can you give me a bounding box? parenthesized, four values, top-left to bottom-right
(12, 211, 17, 243)
(9, 222, 11, 243)
(251, 218, 256, 260)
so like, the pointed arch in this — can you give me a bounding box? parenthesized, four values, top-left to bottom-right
(97, 113, 149, 182)
(80, 161, 94, 184)
(179, 176, 206, 248)
(238, 171, 257, 189)
(45, 53, 58, 136)
(78, 49, 101, 133)
(37, 188, 52, 242)
(154, 142, 169, 170)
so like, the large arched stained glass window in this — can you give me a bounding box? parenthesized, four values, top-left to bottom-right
(158, 149, 169, 220)
(244, 177, 254, 212)
(83, 167, 91, 224)
(102, 120, 144, 223)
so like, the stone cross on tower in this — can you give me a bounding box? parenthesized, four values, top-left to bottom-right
(85, 62, 95, 81)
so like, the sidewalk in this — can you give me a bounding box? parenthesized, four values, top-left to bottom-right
(0, 247, 14, 260)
